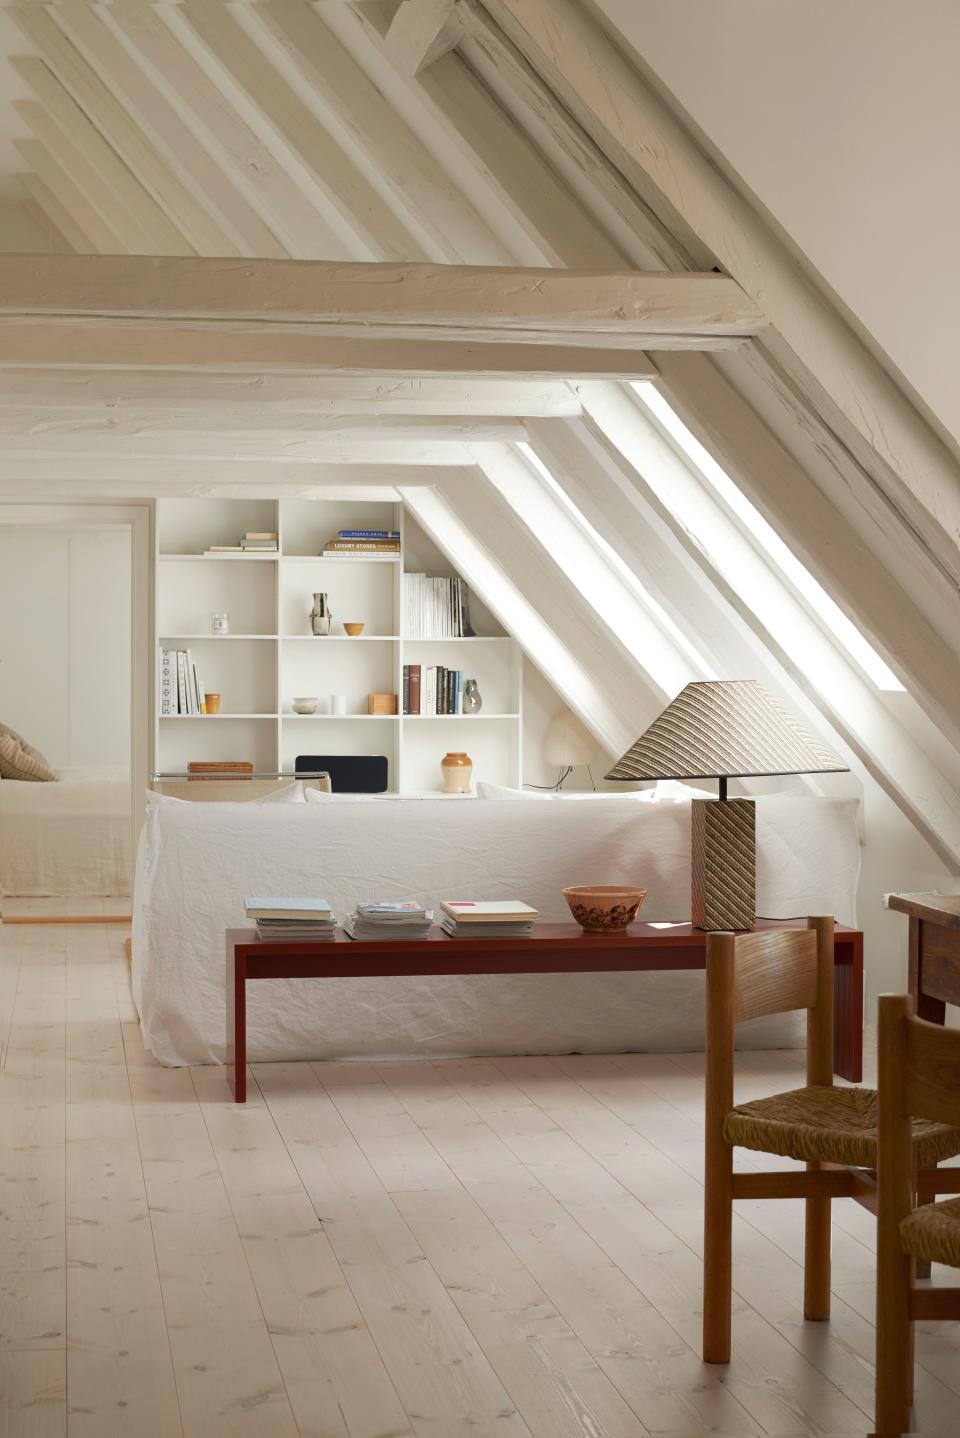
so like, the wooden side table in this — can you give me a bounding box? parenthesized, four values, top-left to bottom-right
(226, 918, 864, 1101)
(887, 893, 960, 1021)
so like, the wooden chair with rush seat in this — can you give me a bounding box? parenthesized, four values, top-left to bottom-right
(873, 995, 960, 1437)
(702, 918, 960, 1365)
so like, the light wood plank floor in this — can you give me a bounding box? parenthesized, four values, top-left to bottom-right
(1, 919, 958, 1437)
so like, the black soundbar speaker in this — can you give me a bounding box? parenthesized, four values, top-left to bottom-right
(295, 754, 389, 793)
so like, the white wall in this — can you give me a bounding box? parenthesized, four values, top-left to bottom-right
(0, 527, 131, 767)
(594, 0, 960, 446)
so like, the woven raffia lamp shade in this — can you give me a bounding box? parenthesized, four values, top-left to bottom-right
(605, 680, 848, 929)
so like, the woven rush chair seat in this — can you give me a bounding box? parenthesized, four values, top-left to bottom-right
(724, 1085, 960, 1169)
(900, 1194, 960, 1269)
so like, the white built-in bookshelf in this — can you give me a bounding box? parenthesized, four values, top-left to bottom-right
(152, 498, 522, 792)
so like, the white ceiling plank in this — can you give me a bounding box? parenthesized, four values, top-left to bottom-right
(0, 325, 660, 378)
(16, 172, 86, 253)
(13, 138, 125, 253)
(0, 254, 762, 341)
(0, 414, 526, 440)
(384, 0, 466, 74)
(9, 3, 247, 257)
(0, 371, 580, 415)
(485, 0, 960, 596)
(54, 2, 284, 257)
(12, 58, 192, 255)
(249, 0, 514, 263)
(353, 5, 627, 270)
(0, 436, 486, 463)
(176, 3, 425, 262)
(99, 2, 352, 261)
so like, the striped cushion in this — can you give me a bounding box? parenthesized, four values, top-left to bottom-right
(0, 725, 57, 782)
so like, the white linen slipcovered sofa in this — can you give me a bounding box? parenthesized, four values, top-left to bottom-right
(132, 788, 860, 1067)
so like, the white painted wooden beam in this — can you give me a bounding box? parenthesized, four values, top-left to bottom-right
(16, 172, 88, 253)
(0, 459, 467, 494)
(246, 0, 519, 263)
(0, 254, 762, 344)
(12, 56, 192, 255)
(98, 2, 351, 260)
(13, 137, 123, 253)
(8, 3, 246, 257)
(484, 0, 960, 594)
(0, 436, 485, 464)
(0, 325, 659, 379)
(170, 3, 422, 263)
(385, 0, 468, 74)
(0, 371, 580, 416)
(349, 1, 627, 270)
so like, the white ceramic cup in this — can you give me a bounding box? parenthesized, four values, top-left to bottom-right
(330, 693, 347, 716)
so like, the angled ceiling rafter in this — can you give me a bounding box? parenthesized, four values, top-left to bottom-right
(8, 3, 245, 255)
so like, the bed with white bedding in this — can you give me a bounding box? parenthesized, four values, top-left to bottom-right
(132, 791, 861, 1066)
(0, 765, 131, 897)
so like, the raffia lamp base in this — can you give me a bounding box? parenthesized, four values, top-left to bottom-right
(691, 797, 756, 930)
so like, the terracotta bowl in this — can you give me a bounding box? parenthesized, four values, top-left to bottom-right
(562, 884, 648, 933)
(343, 622, 365, 636)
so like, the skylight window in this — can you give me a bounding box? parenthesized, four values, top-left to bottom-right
(517, 441, 718, 678)
(630, 383, 905, 692)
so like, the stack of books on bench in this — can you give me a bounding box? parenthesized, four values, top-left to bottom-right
(440, 900, 539, 938)
(245, 897, 337, 941)
(344, 901, 433, 940)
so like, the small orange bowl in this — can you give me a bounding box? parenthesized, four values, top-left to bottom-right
(343, 622, 365, 636)
(562, 884, 647, 933)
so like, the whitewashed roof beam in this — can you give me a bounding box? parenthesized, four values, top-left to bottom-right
(16, 171, 88, 253)
(248, 0, 516, 263)
(12, 57, 192, 255)
(98, 3, 352, 260)
(384, 0, 468, 74)
(168, 4, 423, 261)
(352, 2, 628, 269)
(13, 136, 124, 253)
(9, 4, 245, 256)
(0, 371, 581, 416)
(483, 0, 960, 599)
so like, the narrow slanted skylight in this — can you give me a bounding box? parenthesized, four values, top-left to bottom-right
(631, 383, 905, 692)
(517, 441, 718, 678)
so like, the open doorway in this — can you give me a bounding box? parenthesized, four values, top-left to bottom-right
(0, 504, 150, 915)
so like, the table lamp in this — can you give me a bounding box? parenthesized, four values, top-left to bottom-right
(604, 680, 848, 929)
(543, 707, 601, 790)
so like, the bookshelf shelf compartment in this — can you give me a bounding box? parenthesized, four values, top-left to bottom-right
(153, 500, 522, 791)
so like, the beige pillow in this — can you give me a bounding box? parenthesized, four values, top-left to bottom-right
(0, 724, 57, 782)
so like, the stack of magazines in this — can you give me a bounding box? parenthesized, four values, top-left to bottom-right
(344, 900, 433, 940)
(245, 897, 337, 941)
(440, 900, 539, 938)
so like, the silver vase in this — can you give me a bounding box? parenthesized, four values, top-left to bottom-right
(310, 592, 332, 636)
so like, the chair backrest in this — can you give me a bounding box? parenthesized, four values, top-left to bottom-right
(706, 918, 835, 1103)
(879, 993, 960, 1130)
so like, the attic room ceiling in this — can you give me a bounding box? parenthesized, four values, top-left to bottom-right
(0, 0, 959, 875)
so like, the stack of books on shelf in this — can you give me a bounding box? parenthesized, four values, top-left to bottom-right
(404, 573, 473, 636)
(159, 647, 207, 715)
(440, 900, 539, 938)
(245, 897, 337, 940)
(403, 664, 470, 715)
(343, 900, 433, 940)
(204, 531, 278, 555)
(323, 528, 400, 558)
(187, 761, 253, 782)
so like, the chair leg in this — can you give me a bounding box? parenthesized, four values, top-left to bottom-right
(875, 1240, 913, 1438)
(703, 1138, 733, 1362)
(804, 1161, 832, 1320)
